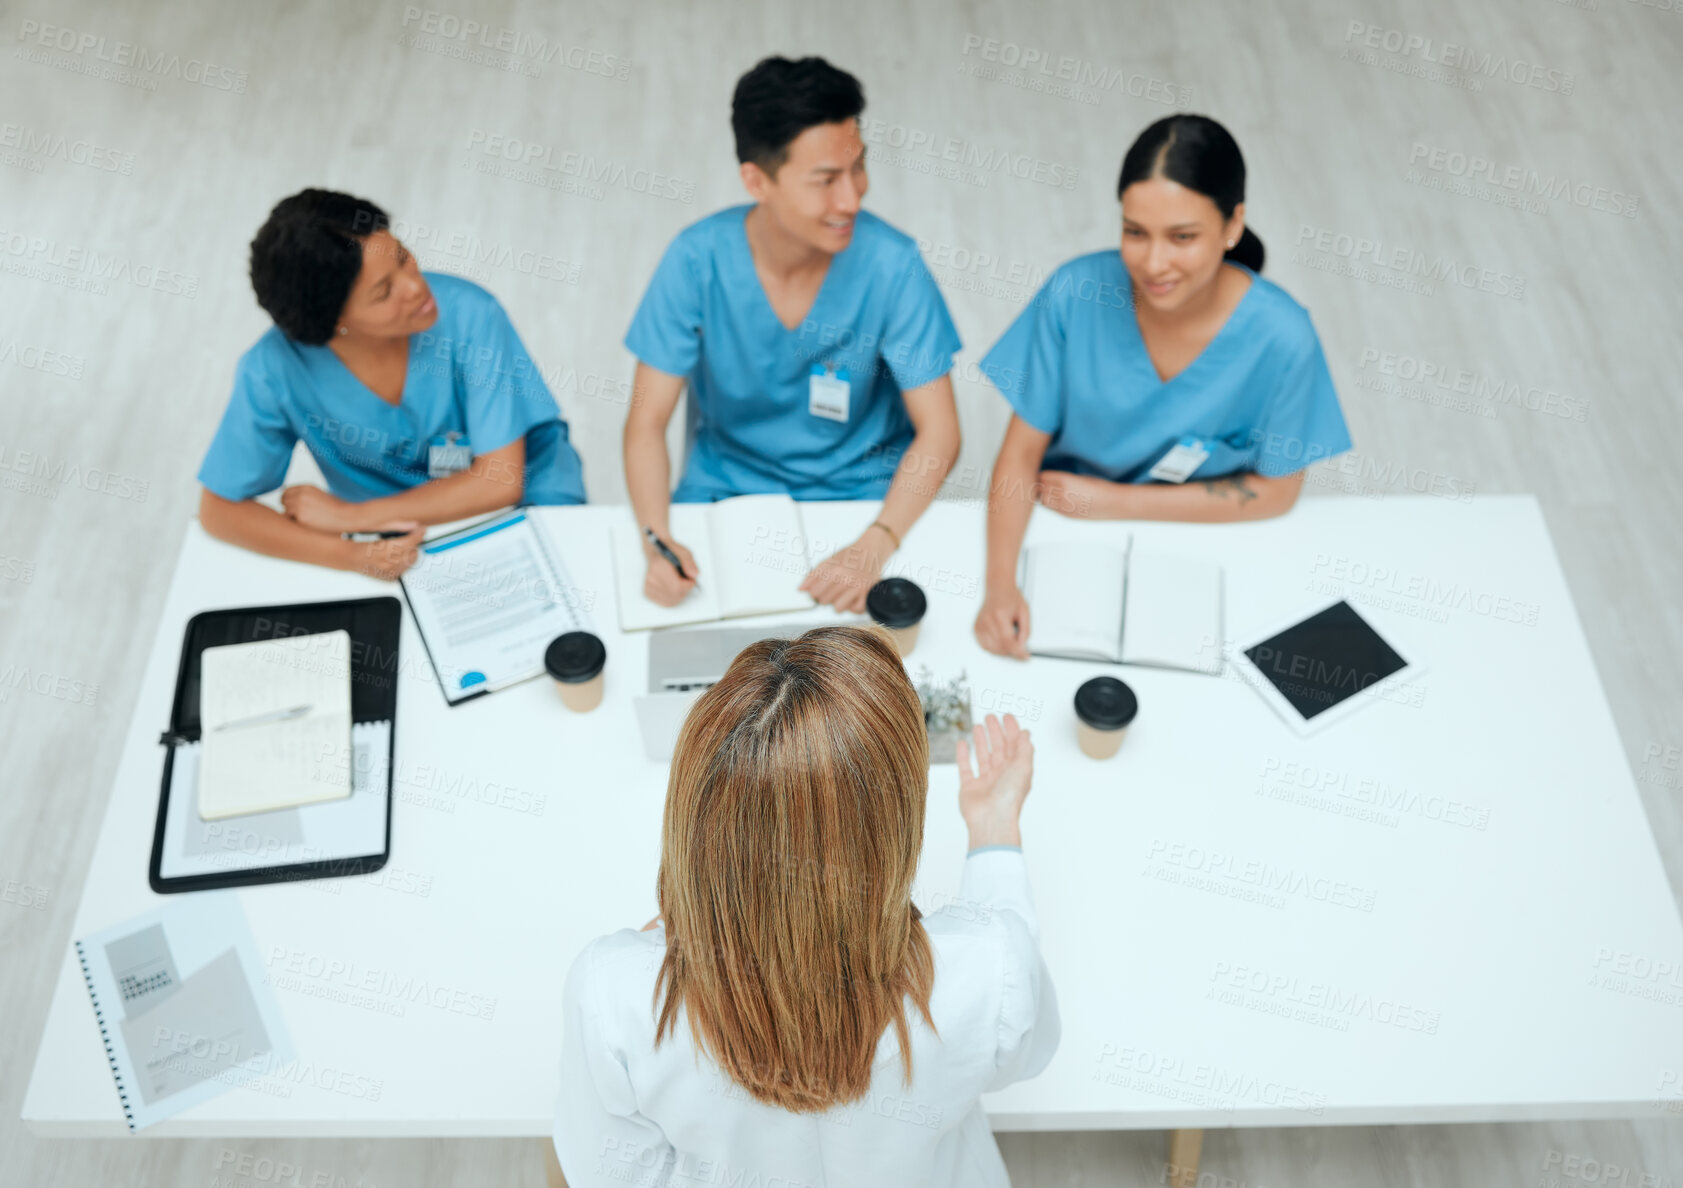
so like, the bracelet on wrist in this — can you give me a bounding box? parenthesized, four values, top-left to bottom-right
(868, 520, 902, 550)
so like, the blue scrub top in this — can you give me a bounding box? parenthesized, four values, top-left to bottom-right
(625, 205, 961, 502)
(980, 251, 1351, 481)
(199, 273, 587, 505)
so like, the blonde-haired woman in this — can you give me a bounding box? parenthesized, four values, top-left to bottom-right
(552, 625, 1057, 1187)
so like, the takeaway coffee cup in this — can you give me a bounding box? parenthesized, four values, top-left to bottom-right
(544, 631, 606, 712)
(866, 578, 927, 656)
(1074, 676, 1137, 759)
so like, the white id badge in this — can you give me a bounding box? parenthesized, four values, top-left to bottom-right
(808, 367, 850, 422)
(427, 432, 473, 478)
(1147, 436, 1211, 483)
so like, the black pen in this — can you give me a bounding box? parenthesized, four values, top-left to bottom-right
(643, 526, 695, 583)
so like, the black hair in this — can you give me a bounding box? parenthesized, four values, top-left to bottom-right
(731, 56, 865, 177)
(249, 189, 389, 345)
(1116, 115, 1264, 272)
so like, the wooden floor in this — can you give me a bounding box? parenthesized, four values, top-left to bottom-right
(4, 0, 1681, 1182)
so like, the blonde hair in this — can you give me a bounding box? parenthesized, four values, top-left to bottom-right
(653, 625, 935, 1112)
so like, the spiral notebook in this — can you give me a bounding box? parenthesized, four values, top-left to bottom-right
(75, 893, 291, 1130)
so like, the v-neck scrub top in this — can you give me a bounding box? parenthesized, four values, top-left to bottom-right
(625, 205, 962, 502)
(198, 273, 587, 504)
(980, 252, 1351, 482)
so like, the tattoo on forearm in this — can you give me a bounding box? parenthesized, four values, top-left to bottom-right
(1200, 474, 1258, 505)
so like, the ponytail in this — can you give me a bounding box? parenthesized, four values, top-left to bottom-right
(1224, 226, 1265, 273)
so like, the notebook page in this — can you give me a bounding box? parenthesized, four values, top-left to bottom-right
(402, 510, 589, 696)
(709, 494, 818, 618)
(1122, 549, 1224, 673)
(1022, 541, 1126, 661)
(198, 630, 352, 820)
(610, 506, 722, 630)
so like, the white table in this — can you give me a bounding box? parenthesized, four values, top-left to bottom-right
(24, 497, 1683, 1145)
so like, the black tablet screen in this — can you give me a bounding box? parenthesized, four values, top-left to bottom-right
(1243, 600, 1408, 721)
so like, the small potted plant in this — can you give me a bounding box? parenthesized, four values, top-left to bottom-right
(913, 667, 972, 765)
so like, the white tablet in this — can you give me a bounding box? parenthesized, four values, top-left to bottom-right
(1228, 598, 1426, 736)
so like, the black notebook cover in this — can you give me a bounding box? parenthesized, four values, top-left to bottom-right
(148, 597, 400, 893)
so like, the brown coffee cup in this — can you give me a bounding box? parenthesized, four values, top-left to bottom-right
(1074, 676, 1137, 759)
(544, 632, 606, 713)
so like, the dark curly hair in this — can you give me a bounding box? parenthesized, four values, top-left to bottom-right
(249, 189, 389, 345)
(731, 56, 864, 178)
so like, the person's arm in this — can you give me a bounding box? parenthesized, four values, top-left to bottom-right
(198, 488, 425, 579)
(951, 713, 1060, 1089)
(974, 415, 1052, 659)
(553, 937, 676, 1188)
(278, 438, 527, 533)
(799, 373, 961, 612)
(1035, 467, 1303, 523)
(624, 362, 699, 606)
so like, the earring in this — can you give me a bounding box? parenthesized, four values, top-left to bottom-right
(1227, 239, 1236, 248)
(337, 326, 348, 336)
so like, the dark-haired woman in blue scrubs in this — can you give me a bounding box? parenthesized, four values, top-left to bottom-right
(974, 114, 1352, 658)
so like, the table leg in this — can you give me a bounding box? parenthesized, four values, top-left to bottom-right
(1166, 1128, 1204, 1187)
(544, 1138, 568, 1188)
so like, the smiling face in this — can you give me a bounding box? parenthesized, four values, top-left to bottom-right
(334, 230, 438, 340)
(1119, 176, 1244, 314)
(741, 118, 868, 255)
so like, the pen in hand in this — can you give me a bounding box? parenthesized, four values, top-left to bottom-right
(643, 526, 699, 587)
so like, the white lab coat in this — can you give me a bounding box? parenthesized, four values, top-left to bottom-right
(553, 849, 1059, 1188)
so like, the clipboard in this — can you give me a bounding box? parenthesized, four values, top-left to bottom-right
(147, 597, 400, 894)
(398, 507, 590, 707)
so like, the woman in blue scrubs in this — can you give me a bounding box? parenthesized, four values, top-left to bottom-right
(623, 58, 962, 613)
(974, 115, 1352, 658)
(197, 189, 587, 578)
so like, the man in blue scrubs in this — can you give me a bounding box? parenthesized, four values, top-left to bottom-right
(622, 56, 962, 612)
(198, 190, 586, 578)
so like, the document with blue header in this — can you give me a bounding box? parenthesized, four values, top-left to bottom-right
(399, 509, 591, 704)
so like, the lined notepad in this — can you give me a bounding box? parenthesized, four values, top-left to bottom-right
(197, 630, 353, 820)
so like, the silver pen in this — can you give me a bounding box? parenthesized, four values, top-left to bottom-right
(211, 704, 312, 732)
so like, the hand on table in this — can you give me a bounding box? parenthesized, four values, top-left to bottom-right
(800, 531, 890, 613)
(975, 581, 1032, 659)
(955, 713, 1034, 850)
(1036, 470, 1112, 519)
(643, 537, 699, 606)
(281, 484, 359, 533)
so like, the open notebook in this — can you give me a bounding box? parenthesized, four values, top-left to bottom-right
(197, 630, 353, 820)
(1020, 537, 1224, 673)
(611, 494, 817, 631)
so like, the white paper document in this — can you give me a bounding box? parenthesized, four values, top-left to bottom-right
(401, 509, 591, 703)
(75, 894, 292, 1130)
(159, 720, 391, 880)
(611, 494, 818, 631)
(198, 630, 353, 820)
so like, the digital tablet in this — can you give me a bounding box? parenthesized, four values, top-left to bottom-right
(1228, 598, 1424, 735)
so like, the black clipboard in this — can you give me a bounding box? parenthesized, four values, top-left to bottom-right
(148, 596, 401, 893)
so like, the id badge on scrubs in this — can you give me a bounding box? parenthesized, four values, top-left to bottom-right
(1147, 436, 1211, 483)
(428, 431, 472, 478)
(808, 366, 850, 423)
